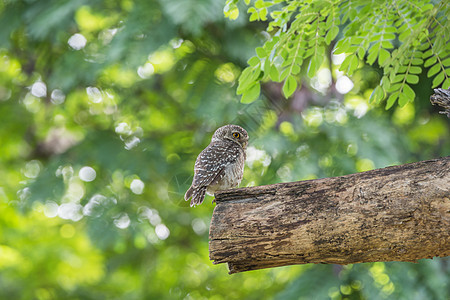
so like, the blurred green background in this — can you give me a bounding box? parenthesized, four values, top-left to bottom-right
(0, 0, 448, 299)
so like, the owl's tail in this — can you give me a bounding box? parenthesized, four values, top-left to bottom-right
(184, 185, 206, 207)
(184, 186, 194, 202)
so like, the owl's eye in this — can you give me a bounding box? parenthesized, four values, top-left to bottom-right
(232, 132, 240, 138)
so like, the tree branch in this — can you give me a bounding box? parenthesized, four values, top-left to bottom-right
(209, 157, 450, 274)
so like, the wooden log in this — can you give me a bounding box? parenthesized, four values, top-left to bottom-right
(209, 156, 450, 274)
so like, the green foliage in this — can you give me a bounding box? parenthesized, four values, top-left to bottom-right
(0, 0, 449, 299)
(227, 0, 450, 106)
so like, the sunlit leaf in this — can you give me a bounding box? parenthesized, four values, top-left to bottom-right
(256, 47, 267, 58)
(398, 93, 409, 107)
(248, 56, 260, 67)
(269, 64, 280, 82)
(241, 82, 261, 103)
(424, 56, 437, 68)
(282, 75, 297, 98)
(432, 71, 445, 87)
(386, 92, 399, 109)
(406, 74, 419, 84)
(378, 48, 390, 66)
(334, 39, 350, 54)
(325, 26, 339, 45)
(402, 84, 415, 100)
(369, 86, 385, 103)
(442, 78, 450, 89)
(427, 63, 440, 77)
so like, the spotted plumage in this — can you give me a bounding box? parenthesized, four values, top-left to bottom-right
(185, 125, 248, 207)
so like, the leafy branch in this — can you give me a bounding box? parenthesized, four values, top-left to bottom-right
(225, 0, 450, 109)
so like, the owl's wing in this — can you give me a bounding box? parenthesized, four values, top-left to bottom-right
(186, 142, 241, 206)
(192, 142, 239, 188)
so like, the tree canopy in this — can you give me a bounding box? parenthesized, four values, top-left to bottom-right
(0, 0, 449, 299)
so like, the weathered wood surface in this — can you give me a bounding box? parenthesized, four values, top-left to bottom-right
(209, 156, 450, 274)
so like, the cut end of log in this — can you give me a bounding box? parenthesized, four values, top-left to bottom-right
(209, 157, 450, 274)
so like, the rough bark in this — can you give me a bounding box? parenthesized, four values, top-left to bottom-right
(209, 156, 450, 274)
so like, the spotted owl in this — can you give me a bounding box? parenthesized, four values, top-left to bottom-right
(184, 125, 248, 207)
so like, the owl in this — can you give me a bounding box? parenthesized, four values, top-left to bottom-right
(184, 125, 248, 207)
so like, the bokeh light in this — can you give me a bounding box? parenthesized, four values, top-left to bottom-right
(79, 166, 96, 182)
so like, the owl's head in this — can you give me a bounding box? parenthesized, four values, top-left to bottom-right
(212, 125, 249, 149)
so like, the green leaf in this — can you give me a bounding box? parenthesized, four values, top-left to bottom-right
(432, 71, 445, 88)
(402, 84, 415, 100)
(391, 74, 405, 84)
(325, 26, 339, 45)
(443, 78, 450, 89)
(398, 93, 409, 107)
(340, 54, 359, 75)
(265, 37, 278, 49)
(264, 59, 270, 75)
(367, 48, 378, 65)
(381, 41, 393, 49)
(386, 92, 399, 109)
(248, 7, 257, 13)
(279, 68, 290, 81)
(351, 36, 364, 44)
(378, 48, 390, 66)
(409, 66, 421, 74)
(422, 3, 433, 11)
(427, 63, 440, 77)
(247, 56, 260, 67)
(291, 64, 301, 75)
(255, 47, 266, 58)
(248, 8, 259, 22)
(356, 47, 365, 60)
(383, 33, 396, 40)
(340, 55, 351, 71)
(269, 64, 280, 82)
(237, 68, 252, 94)
(433, 36, 444, 53)
(406, 74, 419, 84)
(223, 3, 239, 20)
(388, 83, 402, 93)
(369, 86, 384, 103)
(281, 57, 294, 68)
(237, 67, 261, 94)
(333, 39, 350, 54)
(254, 0, 264, 9)
(307, 56, 321, 78)
(424, 56, 437, 67)
(282, 75, 297, 98)
(422, 49, 433, 59)
(259, 8, 268, 21)
(411, 58, 423, 65)
(240, 83, 260, 103)
(381, 75, 390, 90)
(397, 66, 408, 73)
(348, 54, 359, 75)
(399, 31, 410, 42)
(442, 58, 450, 67)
